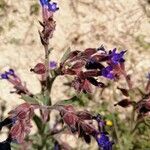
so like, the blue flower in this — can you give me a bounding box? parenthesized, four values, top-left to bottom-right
(96, 132, 113, 150)
(6, 69, 15, 76)
(8, 69, 14, 74)
(49, 61, 57, 69)
(39, 0, 48, 6)
(0, 73, 8, 79)
(39, 0, 59, 12)
(109, 48, 126, 64)
(101, 66, 114, 79)
(0, 69, 15, 79)
(48, 2, 59, 12)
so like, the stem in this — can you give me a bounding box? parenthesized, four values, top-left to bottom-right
(130, 108, 135, 132)
(123, 72, 136, 133)
(43, 44, 51, 105)
(112, 85, 123, 150)
(123, 72, 132, 90)
(112, 113, 123, 150)
(131, 118, 143, 136)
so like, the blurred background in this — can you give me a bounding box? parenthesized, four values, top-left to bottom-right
(0, 0, 150, 149)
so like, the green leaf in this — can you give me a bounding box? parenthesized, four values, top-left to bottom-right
(43, 95, 51, 105)
(58, 95, 86, 106)
(33, 115, 43, 134)
(33, 93, 49, 105)
(21, 94, 39, 104)
(60, 47, 71, 63)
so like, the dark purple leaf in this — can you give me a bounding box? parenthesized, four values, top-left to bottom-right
(77, 111, 93, 120)
(117, 87, 129, 97)
(114, 99, 132, 107)
(87, 77, 105, 88)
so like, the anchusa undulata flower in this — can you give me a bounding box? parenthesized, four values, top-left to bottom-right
(60, 47, 127, 93)
(40, 0, 59, 12)
(0, 69, 32, 96)
(49, 60, 57, 69)
(39, 0, 58, 45)
(96, 132, 114, 150)
(0, 103, 114, 149)
(93, 114, 114, 150)
(55, 105, 114, 149)
(58, 105, 97, 143)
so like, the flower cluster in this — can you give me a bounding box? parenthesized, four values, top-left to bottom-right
(101, 48, 126, 79)
(96, 133, 113, 150)
(60, 47, 127, 93)
(54, 105, 113, 149)
(38, 0, 58, 45)
(93, 114, 114, 150)
(39, 0, 59, 12)
(0, 69, 32, 96)
(0, 69, 15, 80)
(58, 105, 97, 143)
(0, 103, 114, 149)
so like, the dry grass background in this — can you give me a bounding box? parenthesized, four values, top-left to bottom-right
(0, 0, 150, 146)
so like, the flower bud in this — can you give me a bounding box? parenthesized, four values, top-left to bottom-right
(30, 63, 46, 74)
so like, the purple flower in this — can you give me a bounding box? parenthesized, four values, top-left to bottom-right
(39, 0, 59, 12)
(96, 132, 113, 150)
(39, 0, 47, 6)
(109, 48, 126, 64)
(101, 66, 114, 79)
(49, 61, 57, 69)
(0, 69, 16, 80)
(0, 69, 31, 95)
(48, 2, 59, 12)
(93, 114, 114, 150)
(7, 69, 15, 75)
(1, 73, 8, 79)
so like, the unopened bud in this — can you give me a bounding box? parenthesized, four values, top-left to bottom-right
(30, 63, 46, 74)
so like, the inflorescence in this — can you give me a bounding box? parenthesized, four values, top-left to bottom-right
(39, 0, 59, 12)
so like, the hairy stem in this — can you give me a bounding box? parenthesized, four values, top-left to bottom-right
(43, 44, 51, 105)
